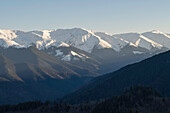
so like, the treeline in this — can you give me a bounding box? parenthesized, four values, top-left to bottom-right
(0, 101, 43, 113)
(1, 86, 170, 113)
(0, 100, 93, 113)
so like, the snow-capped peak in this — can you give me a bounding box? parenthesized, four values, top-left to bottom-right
(151, 30, 165, 34)
(142, 30, 170, 49)
(0, 28, 169, 53)
(95, 32, 128, 52)
(49, 28, 112, 53)
(0, 30, 17, 40)
(113, 33, 163, 50)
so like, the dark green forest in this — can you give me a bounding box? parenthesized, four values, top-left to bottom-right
(1, 86, 170, 113)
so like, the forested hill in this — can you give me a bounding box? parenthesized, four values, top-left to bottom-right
(0, 86, 170, 113)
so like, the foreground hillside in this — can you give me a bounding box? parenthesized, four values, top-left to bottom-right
(1, 87, 170, 113)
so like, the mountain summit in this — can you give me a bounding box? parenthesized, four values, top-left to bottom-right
(0, 28, 169, 52)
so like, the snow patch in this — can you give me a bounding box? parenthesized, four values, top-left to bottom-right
(133, 51, 143, 54)
(55, 50, 63, 56)
(62, 54, 71, 61)
(70, 51, 82, 57)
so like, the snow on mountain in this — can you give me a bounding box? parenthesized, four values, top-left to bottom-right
(0, 28, 112, 53)
(44, 41, 70, 49)
(62, 54, 71, 61)
(70, 51, 82, 57)
(57, 49, 90, 62)
(14, 31, 41, 47)
(133, 51, 143, 54)
(113, 33, 163, 50)
(142, 30, 170, 49)
(0, 28, 169, 55)
(0, 30, 23, 48)
(0, 38, 22, 48)
(0, 30, 17, 40)
(49, 28, 112, 53)
(139, 35, 162, 49)
(55, 50, 63, 56)
(94, 32, 128, 52)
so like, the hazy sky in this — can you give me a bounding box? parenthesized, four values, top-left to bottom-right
(0, 0, 170, 34)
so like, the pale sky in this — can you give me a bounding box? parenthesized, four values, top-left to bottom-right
(0, 0, 170, 34)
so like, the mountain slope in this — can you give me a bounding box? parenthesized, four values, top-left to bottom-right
(0, 77, 92, 105)
(142, 30, 170, 49)
(0, 55, 23, 82)
(42, 46, 102, 73)
(0, 46, 98, 104)
(113, 32, 163, 50)
(94, 32, 128, 52)
(62, 50, 170, 103)
(0, 46, 97, 82)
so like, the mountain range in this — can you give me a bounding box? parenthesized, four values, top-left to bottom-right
(1, 28, 169, 51)
(0, 28, 170, 104)
(0, 28, 169, 76)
